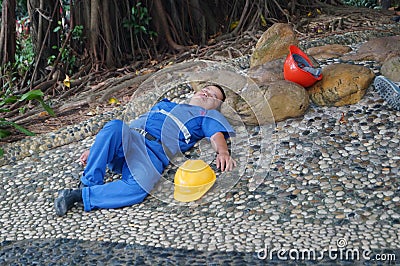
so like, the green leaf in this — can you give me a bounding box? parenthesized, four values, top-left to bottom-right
(20, 90, 44, 101)
(123, 20, 132, 28)
(0, 108, 11, 113)
(0, 129, 12, 138)
(37, 99, 56, 117)
(0, 120, 35, 136)
(2, 95, 19, 104)
(0, 148, 4, 157)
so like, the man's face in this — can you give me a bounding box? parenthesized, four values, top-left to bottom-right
(190, 85, 224, 110)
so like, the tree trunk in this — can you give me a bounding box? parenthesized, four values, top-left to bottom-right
(22, 0, 326, 78)
(190, 0, 206, 44)
(37, 0, 44, 48)
(70, 0, 90, 55)
(89, 0, 100, 64)
(28, 0, 60, 81)
(0, 0, 16, 65)
(102, 1, 115, 67)
(152, 0, 186, 51)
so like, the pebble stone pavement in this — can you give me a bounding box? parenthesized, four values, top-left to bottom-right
(1, 27, 400, 265)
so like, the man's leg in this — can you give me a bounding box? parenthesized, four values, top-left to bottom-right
(56, 162, 148, 216)
(81, 119, 125, 186)
(82, 161, 148, 211)
(55, 119, 126, 216)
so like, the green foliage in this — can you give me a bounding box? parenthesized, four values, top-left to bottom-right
(341, 0, 378, 8)
(0, 66, 13, 91)
(19, 90, 55, 116)
(16, 0, 28, 18)
(0, 34, 35, 91)
(49, 22, 84, 75)
(0, 89, 55, 156)
(123, 2, 157, 38)
(1, 17, 55, 156)
(0, 0, 28, 19)
(15, 36, 35, 76)
(72, 25, 84, 42)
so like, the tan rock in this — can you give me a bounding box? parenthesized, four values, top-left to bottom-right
(247, 59, 285, 85)
(221, 80, 274, 126)
(307, 44, 352, 60)
(222, 80, 309, 124)
(381, 56, 400, 82)
(250, 23, 298, 68)
(262, 80, 310, 122)
(307, 64, 375, 106)
(340, 36, 400, 63)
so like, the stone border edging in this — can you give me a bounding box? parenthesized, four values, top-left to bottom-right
(0, 107, 125, 167)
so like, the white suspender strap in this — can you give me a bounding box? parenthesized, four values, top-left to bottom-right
(158, 109, 191, 144)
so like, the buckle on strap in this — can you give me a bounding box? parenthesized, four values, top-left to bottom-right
(132, 128, 174, 159)
(132, 128, 157, 141)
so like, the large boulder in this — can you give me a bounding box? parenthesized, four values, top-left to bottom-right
(307, 44, 352, 60)
(307, 64, 375, 106)
(250, 23, 298, 68)
(262, 80, 310, 122)
(380, 56, 400, 82)
(341, 36, 400, 63)
(222, 80, 309, 124)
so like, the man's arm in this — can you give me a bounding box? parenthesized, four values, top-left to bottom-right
(210, 132, 236, 172)
(79, 150, 90, 165)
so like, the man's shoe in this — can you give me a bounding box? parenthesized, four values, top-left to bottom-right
(54, 189, 81, 216)
(391, 16, 400, 22)
(78, 181, 87, 189)
(374, 76, 400, 111)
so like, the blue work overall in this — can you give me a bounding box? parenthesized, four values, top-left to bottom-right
(80, 99, 235, 212)
(80, 120, 163, 211)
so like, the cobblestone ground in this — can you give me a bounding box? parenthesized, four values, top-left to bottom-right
(1, 32, 400, 264)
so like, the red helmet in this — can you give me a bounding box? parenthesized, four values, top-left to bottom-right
(283, 45, 322, 87)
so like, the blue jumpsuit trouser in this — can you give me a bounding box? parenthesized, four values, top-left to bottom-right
(80, 120, 148, 211)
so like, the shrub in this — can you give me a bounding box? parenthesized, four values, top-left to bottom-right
(0, 89, 55, 156)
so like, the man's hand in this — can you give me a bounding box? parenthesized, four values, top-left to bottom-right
(210, 132, 237, 172)
(216, 151, 236, 172)
(79, 150, 90, 166)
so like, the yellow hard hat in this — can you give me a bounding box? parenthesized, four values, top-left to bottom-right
(174, 160, 216, 202)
